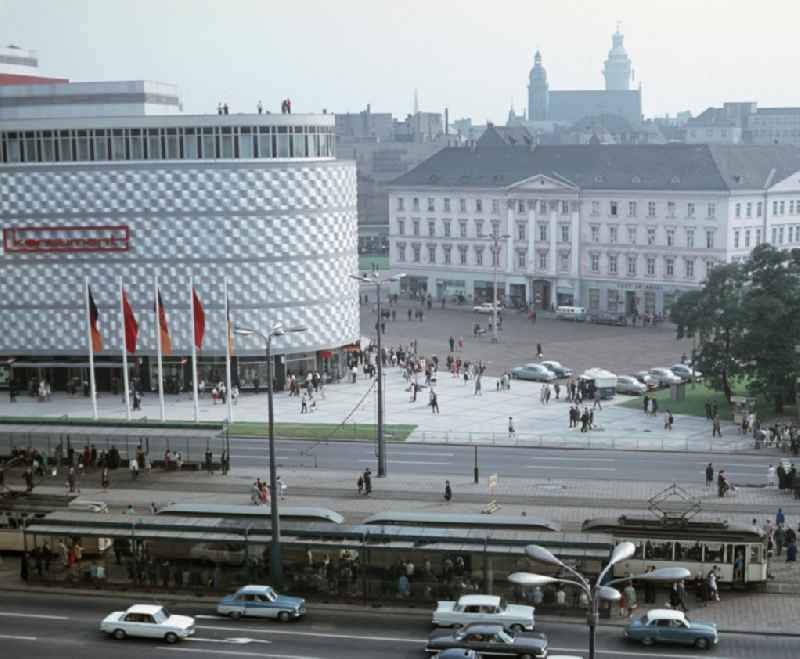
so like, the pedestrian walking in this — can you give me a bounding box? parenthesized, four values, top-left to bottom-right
(712, 415, 722, 437)
(101, 466, 110, 490)
(508, 416, 516, 439)
(357, 474, 364, 495)
(536, 343, 543, 360)
(643, 394, 649, 414)
(664, 409, 674, 431)
(363, 468, 372, 495)
(444, 480, 452, 502)
(593, 390, 602, 410)
(705, 463, 714, 488)
(430, 390, 440, 415)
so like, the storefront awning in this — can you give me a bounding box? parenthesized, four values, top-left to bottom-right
(9, 361, 124, 369)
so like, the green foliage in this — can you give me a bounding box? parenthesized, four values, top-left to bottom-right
(672, 246, 800, 413)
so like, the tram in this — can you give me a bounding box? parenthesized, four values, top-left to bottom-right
(582, 516, 767, 584)
(156, 504, 344, 525)
(362, 512, 560, 533)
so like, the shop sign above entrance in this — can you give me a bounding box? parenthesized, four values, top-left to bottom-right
(2, 225, 130, 254)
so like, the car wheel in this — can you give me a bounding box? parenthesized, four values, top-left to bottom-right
(641, 636, 655, 646)
(164, 632, 179, 644)
(695, 637, 710, 650)
(510, 624, 525, 633)
(278, 611, 290, 623)
(229, 610, 242, 620)
(520, 654, 533, 659)
(112, 629, 126, 640)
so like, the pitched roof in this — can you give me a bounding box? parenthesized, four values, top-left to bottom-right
(708, 144, 800, 189)
(477, 124, 534, 147)
(391, 144, 730, 191)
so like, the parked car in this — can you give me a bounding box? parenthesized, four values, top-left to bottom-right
(540, 360, 572, 378)
(100, 604, 194, 644)
(670, 363, 703, 383)
(473, 302, 504, 314)
(432, 595, 535, 631)
(511, 364, 557, 382)
(616, 375, 647, 396)
(217, 585, 306, 621)
(649, 367, 683, 387)
(426, 624, 547, 657)
(633, 371, 659, 390)
(624, 609, 718, 650)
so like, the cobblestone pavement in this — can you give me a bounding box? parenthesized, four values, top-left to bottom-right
(359, 300, 693, 377)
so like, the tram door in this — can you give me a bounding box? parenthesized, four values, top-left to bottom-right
(729, 544, 747, 584)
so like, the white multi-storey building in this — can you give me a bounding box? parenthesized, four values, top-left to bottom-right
(388, 142, 800, 316)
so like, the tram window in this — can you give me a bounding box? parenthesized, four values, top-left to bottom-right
(633, 542, 644, 559)
(750, 545, 763, 564)
(687, 542, 702, 561)
(674, 542, 687, 560)
(704, 543, 724, 563)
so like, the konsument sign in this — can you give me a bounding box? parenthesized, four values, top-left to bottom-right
(2, 225, 130, 254)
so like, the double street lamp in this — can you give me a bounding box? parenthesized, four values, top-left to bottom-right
(479, 232, 510, 343)
(234, 322, 307, 589)
(350, 271, 405, 477)
(509, 543, 691, 659)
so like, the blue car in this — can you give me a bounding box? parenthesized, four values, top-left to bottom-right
(216, 585, 306, 622)
(624, 609, 718, 650)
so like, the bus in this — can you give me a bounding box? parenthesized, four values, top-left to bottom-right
(582, 516, 767, 584)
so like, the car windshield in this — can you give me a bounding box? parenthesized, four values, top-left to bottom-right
(153, 608, 168, 623)
(497, 630, 513, 643)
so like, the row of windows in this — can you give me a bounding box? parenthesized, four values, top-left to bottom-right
(393, 242, 570, 271)
(733, 226, 800, 249)
(396, 196, 718, 221)
(589, 225, 717, 249)
(591, 200, 716, 220)
(0, 125, 336, 164)
(734, 199, 800, 219)
(395, 218, 572, 242)
(588, 254, 715, 280)
(587, 289, 661, 315)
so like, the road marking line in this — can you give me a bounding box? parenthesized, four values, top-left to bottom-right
(357, 459, 450, 465)
(530, 456, 615, 462)
(0, 634, 37, 641)
(196, 624, 423, 643)
(0, 612, 70, 621)
(387, 451, 455, 457)
(160, 648, 321, 659)
(526, 465, 617, 471)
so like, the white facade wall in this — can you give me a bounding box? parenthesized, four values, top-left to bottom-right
(388, 182, 800, 315)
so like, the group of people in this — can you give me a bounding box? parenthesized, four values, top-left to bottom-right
(762, 509, 800, 561)
(250, 476, 287, 505)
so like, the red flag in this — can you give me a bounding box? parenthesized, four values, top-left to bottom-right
(193, 287, 205, 351)
(122, 288, 138, 353)
(88, 287, 103, 352)
(156, 291, 172, 356)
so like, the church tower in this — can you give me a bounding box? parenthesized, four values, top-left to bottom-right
(527, 50, 549, 121)
(603, 25, 632, 91)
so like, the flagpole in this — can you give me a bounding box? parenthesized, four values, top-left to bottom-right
(154, 276, 166, 422)
(84, 277, 99, 420)
(190, 277, 200, 423)
(224, 278, 234, 424)
(119, 277, 132, 421)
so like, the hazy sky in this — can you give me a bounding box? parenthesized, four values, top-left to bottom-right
(3, 0, 799, 123)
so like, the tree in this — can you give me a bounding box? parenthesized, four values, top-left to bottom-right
(670, 262, 746, 403)
(738, 246, 800, 413)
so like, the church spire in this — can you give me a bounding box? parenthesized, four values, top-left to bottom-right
(603, 23, 632, 90)
(413, 88, 419, 114)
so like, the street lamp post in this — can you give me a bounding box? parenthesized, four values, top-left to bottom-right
(509, 544, 691, 659)
(234, 322, 306, 589)
(480, 232, 510, 343)
(351, 272, 405, 477)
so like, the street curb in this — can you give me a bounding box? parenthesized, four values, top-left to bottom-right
(2, 584, 799, 638)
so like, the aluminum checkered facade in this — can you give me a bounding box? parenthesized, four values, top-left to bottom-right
(0, 159, 359, 356)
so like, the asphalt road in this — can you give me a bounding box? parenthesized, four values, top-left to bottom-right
(244, 439, 781, 486)
(0, 591, 797, 659)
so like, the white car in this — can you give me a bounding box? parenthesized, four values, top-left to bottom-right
(473, 302, 503, 314)
(670, 363, 703, 383)
(432, 594, 534, 632)
(649, 367, 682, 387)
(100, 604, 194, 644)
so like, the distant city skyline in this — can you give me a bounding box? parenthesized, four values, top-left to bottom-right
(3, 0, 799, 124)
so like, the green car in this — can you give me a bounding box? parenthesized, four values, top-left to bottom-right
(624, 609, 718, 650)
